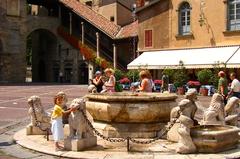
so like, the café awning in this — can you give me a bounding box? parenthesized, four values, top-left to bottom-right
(127, 46, 240, 69)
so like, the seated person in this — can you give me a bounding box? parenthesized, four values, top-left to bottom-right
(92, 71, 104, 93)
(136, 70, 153, 92)
(101, 68, 116, 93)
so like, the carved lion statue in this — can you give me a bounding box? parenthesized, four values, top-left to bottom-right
(88, 85, 97, 93)
(201, 93, 225, 125)
(27, 95, 51, 130)
(225, 97, 239, 126)
(68, 98, 94, 139)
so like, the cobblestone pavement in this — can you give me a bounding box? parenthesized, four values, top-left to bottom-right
(0, 84, 212, 159)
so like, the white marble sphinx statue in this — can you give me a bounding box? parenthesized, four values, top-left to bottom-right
(64, 98, 97, 151)
(167, 89, 198, 143)
(26, 95, 51, 135)
(201, 93, 225, 126)
(176, 99, 197, 154)
(225, 96, 239, 126)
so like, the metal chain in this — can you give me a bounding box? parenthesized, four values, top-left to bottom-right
(80, 109, 177, 144)
(30, 100, 50, 132)
(129, 118, 177, 144)
(80, 110, 126, 143)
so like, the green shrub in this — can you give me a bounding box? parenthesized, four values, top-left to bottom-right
(126, 70, 140, 82)
(173, 61, 188, 88)
(197, 69, 213, 85)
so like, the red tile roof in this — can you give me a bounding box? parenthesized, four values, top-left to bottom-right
(59, 0, 138, 39)
(116, 20, 138, 39)
(59, 0, 121, 38)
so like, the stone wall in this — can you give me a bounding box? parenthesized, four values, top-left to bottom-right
(0, 0, 27, 82)
(137, 0, 170, 51)
(0, 0, 85, 83)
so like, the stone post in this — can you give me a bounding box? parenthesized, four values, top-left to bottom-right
(81, 22, 85, 44)
(59, 45, 64, 83)
(113, 44, 117, 69)
(88, 62, 94, 82)
(96, 32, 100, 58)
(69, 12, 72, 35)
(72, 51, 79, 83)
(58, 5, 61, 22)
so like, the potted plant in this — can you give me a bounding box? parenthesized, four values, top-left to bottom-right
(119, 77, 131, 90)
(197, 69, 213, 96)
(173, 61, 188, 95)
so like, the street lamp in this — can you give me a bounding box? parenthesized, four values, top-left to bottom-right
(199, 0, 206, 27)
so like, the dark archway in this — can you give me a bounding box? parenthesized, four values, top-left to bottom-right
(27, 29, 57, 82)
(64, 63, 72, 83)
(0, 39, 2, 53)
(52, 62, 60, 82)
(79, 62, 88, 84)
(0, 39, 3, 81)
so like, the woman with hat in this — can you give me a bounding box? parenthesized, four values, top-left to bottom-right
(101, 68, 116, 93)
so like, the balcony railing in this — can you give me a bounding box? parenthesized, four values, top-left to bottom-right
(57, 26, 126, 70)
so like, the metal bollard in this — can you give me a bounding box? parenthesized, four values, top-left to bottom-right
(127, 137, 130, 152)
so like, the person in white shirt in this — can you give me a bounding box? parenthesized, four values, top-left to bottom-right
(227, 72, 240, 99)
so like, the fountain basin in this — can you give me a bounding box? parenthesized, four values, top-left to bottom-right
(191, 125, 240, 153)
(85, 92, 177, 138)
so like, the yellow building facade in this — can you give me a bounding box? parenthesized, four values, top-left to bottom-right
(137, 0, 240, 51)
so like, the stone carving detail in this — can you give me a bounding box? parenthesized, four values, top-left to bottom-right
(170, 89, 198, 154)
(201, 93, 225, 126)
(88, 84, 97, 93)
(167, 89, 198, 143)
(68, 98, 94, 138)
(225, 97, 239, 126)
(64, 98, 96, 151)
(176, 99, 197, 154)
(167, 106, 181, 142)
(26, 95, 51, 135)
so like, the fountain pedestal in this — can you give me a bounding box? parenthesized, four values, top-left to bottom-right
(64, 136, 97, 151)
(191, 125, 240, 153)
(85, 92, 177, 138)
(26, 125, 48, 135)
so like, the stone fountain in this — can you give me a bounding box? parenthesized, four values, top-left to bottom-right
(17, 91, 240, 156)
(191, 125, 240, 153)
(85, 92, 178, 138)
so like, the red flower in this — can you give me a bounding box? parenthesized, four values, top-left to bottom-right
(119, 78, 131, 84)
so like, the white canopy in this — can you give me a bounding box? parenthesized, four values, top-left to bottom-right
(127, 46, 240, 69)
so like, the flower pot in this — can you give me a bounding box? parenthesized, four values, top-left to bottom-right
(177, 87, 185, 95)
(200, 88, 208, 96)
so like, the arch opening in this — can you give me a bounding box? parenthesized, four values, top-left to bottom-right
(26, 29, 57, 82)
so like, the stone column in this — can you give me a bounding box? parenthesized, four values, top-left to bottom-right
(58, 5, 61, 22)
(113, 44, 117, 69)
(96, 32, 100, 58)
(88, 62, 94, 82)
(69, 12, 72, 35)
(59, 45, 64, 83)
(72, 50, 79, 83)
(81, 22, 85, 44)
